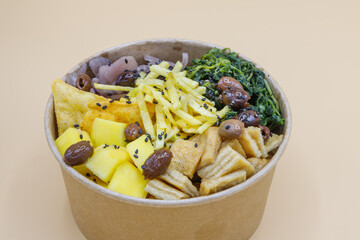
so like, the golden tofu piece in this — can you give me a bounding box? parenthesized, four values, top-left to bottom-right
(265, 133, 284, 153)
(170, 139, 204, 179)
(246, 127, 268, 158)
(51, 79, 107, 135)
(144, 179, 190, 200)
(158, 168, 199, 197)
(197, 145, 255, 179)
(197, 127, 222, 169)
(221, 138, 247, 158)
(81, 99, 155, 133)
(238, 128, 262, 158)
(247, 157, 268, 174)
(200, 170, 246, 196)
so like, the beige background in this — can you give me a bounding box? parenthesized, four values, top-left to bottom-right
(1, 0, 359, 239)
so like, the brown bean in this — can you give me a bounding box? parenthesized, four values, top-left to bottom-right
(217, 76, 244, 92)
(115, 71, 138, 87)
(64, 141, 94, 166)
(76, 74, 92, 92)
(236, 110, 260, 127)
(218, 119, 244, 139)
(218, 88, 250, 110)
(259, 125, 271, 141)
(142, 149, 173, 180)
(125, 123, 143, 141)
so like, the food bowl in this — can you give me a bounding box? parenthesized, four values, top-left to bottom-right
(44, 39, 291, 240)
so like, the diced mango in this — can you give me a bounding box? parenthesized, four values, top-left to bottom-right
(91, 118, 127, 147)
(85, 145, 131, 183)
(73, 164, 108, 187)
(108, 161, 148, 198)
(126, 135, 154, 171)
(55, 127, 92, 156)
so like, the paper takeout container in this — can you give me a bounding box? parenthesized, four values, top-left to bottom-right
(45, 39, 291, 240)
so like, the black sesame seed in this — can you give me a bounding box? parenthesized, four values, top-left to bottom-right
(138, 129, 142, 134)
(153, 101, 158, 104)
(165, 115, 168, 119)
(134, 154, 138, 159)
(164, 143, 167, 147)
(145, 137, 149, 143)
(165, 87, 168, 90)
(141, 165, 145, 170)
(179, 96, 181, 100)
(80, 134, 83, 139)
(86, 173, 91, 177)
(102, 105, 107, 110)
(126, 101, 131, 104)
(161, 91, 164, 95)
(202, 98, 206, 101)
(96, 103, 101, 107)
(110, 99, 114, 103)
(74, 124, 79, 128)
(103, 144, 109, 148)
(217, 115, 221, 120)
(135, 149, 139, 154)
(135, 122, 140, 126)
(194, 143, 198, 148)
(204, 103, 208, 109)
(93, 179, 97, 183)
(158, 134, 162, 140)
(164, 133, 168, 139)
(225, 125, 230, 130)
(176, 133, 180, 136)
(124, 95, 129, 99)
(125, 59, 128, 64)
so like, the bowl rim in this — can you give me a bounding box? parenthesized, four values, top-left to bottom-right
(44, 38, 292, 207)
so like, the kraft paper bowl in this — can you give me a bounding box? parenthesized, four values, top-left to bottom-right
(45, 39, 291, 240)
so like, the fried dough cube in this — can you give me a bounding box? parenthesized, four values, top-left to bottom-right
(197, 127, 222, 169)
(158, 168, 199, 197)
(247, 157, 268, 174)
(200, 170, 247, 196)
(246, 127, 268, 158)
(238, 128, 262, 158)
(221, 139, 247, 158)
(265, 134, 284, 153)
(197, 145, 255, 179)
(170, 139, 204, 179)
(81, 100, 155, 133)
(144, 179, 190, 200)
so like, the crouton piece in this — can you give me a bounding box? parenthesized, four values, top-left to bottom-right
(238, 128, 262, 158)
(170, 139, 204, 179)
(221, 138, 247, 158)
(144, 179, 190, 200)
(265, 133, 284, 153)
(197, 127, 222, 169)
(197, 145, 255, 179)
(246, 127, 268, 158)
(247, 157, 268, 174)
(158, 168, 199, 197)
(200, 170, 247, 196)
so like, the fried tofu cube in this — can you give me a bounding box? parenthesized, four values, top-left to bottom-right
(158, 168, 199, 197)
(246, 127, 267, 158)
(170, 139, 204, 179)
(200, 170, 246, 196)
(247, 157, 268, 174)
(265, 133, 284, 153)
(144, 179, 190, 200)
(197, 127, 222, 169)
(221, 138, 247, 158)
(197, 145, 255, 179)
(238, 128, 262, 158)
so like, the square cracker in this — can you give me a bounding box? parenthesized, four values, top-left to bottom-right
(265, 133, 284, 153)
(221, 138, 247, 158)
(51, 79, 106, 135)
(246, 127, 268, 158)
(170, 139, 204, 179)
(200, 170, 247, 196)
(197, 127, 222, 169)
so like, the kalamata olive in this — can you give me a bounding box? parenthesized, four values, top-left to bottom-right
(218, 88, 250, 110)
(217, 76, 244, 92)
(218, 119, 244, 139)
(125, 123, 143, 141)
(64, 141, 94, 166)
(76, 74, 92, 92)
(236, 110, 260, 127)
(259, 125, 271, 141)
(115, 71, 138, 87)
(142, 148, 173, 180)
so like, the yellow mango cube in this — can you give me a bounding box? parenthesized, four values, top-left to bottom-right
(91, 118, 127, 147)
(73, 164, 108, 187)
(126, 135, 154, 171)
(108, 161, 148, 198)
(85, 145, 131, 183)
(55, 127, 92, 156)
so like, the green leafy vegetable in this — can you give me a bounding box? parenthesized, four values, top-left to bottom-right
(186, 48, 284, 131)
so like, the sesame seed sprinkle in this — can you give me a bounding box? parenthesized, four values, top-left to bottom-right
(96, 103, 101, 107)
(194, 143, 198, 148)
(126, 101, 131, 104)
(80, 134, 83, 139)
(135, 149, 139, 154)
(134, 154, 138, 159)
(102, 105, 107, 110)
(74, 124, 79, 128)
